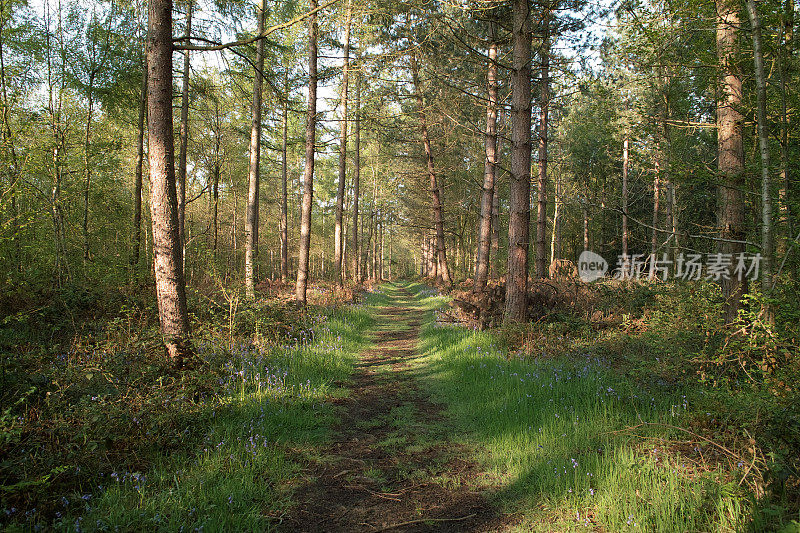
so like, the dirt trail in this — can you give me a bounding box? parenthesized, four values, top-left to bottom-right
(283, 285, 510, 532)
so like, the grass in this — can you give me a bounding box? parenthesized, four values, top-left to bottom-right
(2, 292, 378, 532)
(403, 281, 778, 532)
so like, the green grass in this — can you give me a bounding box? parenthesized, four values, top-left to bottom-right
(48, 299, 378, 532)
(403, 281, 765, 532)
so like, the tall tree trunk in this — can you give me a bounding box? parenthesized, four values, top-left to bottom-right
(410, 51, 452, 285)
(550, 173, 559, 263)
(147, 0, 192, 364)
(280, 75, 289, 283)
(132, 61, 147, 273)
(490, 158, 500, 279)
(350, 64, 361, 282)
(295, 0, 318, 305)
(334, 0, 352, 287)
(82, 73, 94, 266)
(777, 0, 794, 247)
(504, 0, 532, 323)
(177, 0, 192, 253)
(212, 162, 219, 257)
(474, 23, 498, 293)
(535, 12, 550, 279)
(245, 0, 266, 298)
(716, 0, 747, 323)
(649, 162, 660, 280)
(746, 0, 773, 294)
(583, 203, 589, 251)
(622, 138, 629, 264)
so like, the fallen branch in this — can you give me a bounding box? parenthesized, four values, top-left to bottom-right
(370, 513, 477, 533)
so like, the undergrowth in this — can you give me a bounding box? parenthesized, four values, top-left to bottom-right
(0, 282, 376, 531)
(410, 280, 799, 532)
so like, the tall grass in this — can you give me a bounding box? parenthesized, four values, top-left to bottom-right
(409, 284, 760, 532)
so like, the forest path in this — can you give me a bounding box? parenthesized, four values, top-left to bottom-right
(283, 283, 511, 532)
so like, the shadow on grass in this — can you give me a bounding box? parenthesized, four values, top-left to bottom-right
(400, 280, 778, 532)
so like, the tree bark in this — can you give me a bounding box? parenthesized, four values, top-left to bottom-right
(147, 0, 192, 364)
(504, 0, 532, 323)
(350, 64, 361, 282)
(177, 0, 192, 255)
(622, 138, 629, 264)
(474, 23, 498, 293)
(716, 0, 747, 323)
(745, 0, 773, 294)
(295, 0, 318, 305)
(490, 147, 500, 279)
(410, 51, 452, 285)
(280, 75, 289, 283)
(82, 72, 94, 266)
(777, 0, 794, 247)
(245, 0, 267, 299)
(649, 161, 660, 280)
(132, 60, 147, 273)
(535, 12, 550, 280)
(334, 0, 352, 287)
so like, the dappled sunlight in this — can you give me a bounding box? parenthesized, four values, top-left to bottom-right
(58, 297, 380, 531)
(409, 283, 758, 532)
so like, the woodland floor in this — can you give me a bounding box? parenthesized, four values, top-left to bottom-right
(283, 285, 515, 532)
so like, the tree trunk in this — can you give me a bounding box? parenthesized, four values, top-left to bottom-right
(410, 51, 452, 285)
(82, 73, 94, 266)
(350, 64, 361, 282)
(716, 0, 747, 323)
(334, 0, 352, 287)
(535, 13, 550, 280)
(622, 138, 629, 264)
(245, 0, 266, 299)
(649, 162, 660, 280)
(777, 0, 794, 247)
(280, 76, 289, 283)
(550, 173, 559, 263)
(132, 61, 147, 273)
(147, 0, 192, 365)
(745, 0, 773, 294)
(490, 158, 500, 279)
(177, 0, 192, 254)
(504, 0, 532, 323)
(474, 24, 498, 293)
(295, 0, 318, 305)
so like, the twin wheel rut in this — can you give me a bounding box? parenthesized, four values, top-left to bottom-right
(284, 289, 510, 532)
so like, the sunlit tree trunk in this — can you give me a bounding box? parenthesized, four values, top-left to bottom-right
(716, 0, 747, 323)
(295, 0, 318, 305)
(777, 0, 794, 247)
(280, 75, 289, 283)
(746, 0, 773, 294)
(410, 50, 452, 285)
(177, 0, 192, 255)
(350, 65, 361, 282)
(504, 0, 532, 323)
(334, 0, 352, 287)
(535, 11, 550, 279)
(245, 0, 266, 298)
(132, 59, 147, 273)
(474, 23, 498, 293)
(649, 162, 660, 280)
(148, 0, 192, 364)
(622, 138, 629, 264)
